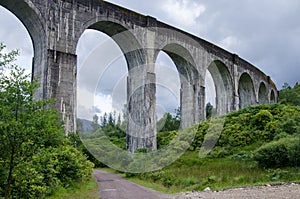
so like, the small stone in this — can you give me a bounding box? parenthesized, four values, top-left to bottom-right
(204, 187, 211, 192)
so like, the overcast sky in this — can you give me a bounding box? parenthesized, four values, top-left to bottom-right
(0, 0, 299, 119)
(105, 0, 300, 87)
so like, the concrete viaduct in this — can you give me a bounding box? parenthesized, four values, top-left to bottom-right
(0, 0, 278, 153)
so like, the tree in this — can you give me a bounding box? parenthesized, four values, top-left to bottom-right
(116, 114, 122, 128)
(157, 110, 181, 132)
(91, 114, 100, 132)
(0, 48, 64, 197)
(206, 102, 213, 119)
(100, 112, 108, 128)
(108, 112, 115, 127)
(279, 82, 300, 106)
(0, 44, 93, 198)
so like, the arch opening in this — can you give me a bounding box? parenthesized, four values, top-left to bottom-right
(88, 21, 143, 71)
(0, 5, 33, 71)
(205, 70, 216, 118)
(0, 1, 46, 90)
(238, 73, 256, 108)
(0, 3, 43, 95)
(270, 90, 276, 103)
(155, 43, 199, 129)
(258, 82, 268, 104)
(76, 28, 129, 126)
(155, 51, 181, 131)
(207, 60, 233, 116)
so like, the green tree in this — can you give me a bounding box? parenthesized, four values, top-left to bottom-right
(157, 111, 180, 132)
(116, 113, 121, 128)
(100, 112, 108, 128)
(279, 82, 300, 106)
(108, 112, 115, 127)
(206, 102, 213, 119)
(91, 114, 100, 132)
(0, 44, 93, 198)
(0, 47, 64, 198)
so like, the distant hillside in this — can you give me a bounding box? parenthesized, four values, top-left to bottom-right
(77, 118, 93, 133)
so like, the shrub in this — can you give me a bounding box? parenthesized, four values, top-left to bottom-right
(157, 131, 177, 149)
(251, 110, 273, 130)
(10, 146, 94, 198)
(254, 137, 300, 168)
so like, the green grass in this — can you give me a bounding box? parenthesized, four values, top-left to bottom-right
(47, 176, 99, 199)
(122, 151, 300, 193)
(77, 103, 300, 195)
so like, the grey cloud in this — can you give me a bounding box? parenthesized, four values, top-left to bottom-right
(106, 0, 300, 87)
(196, 0, 300, 87)
(1, 1, 299, 120)
(92, 106, 102, 114)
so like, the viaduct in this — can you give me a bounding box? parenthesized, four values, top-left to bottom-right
(0, 0, 278, 153)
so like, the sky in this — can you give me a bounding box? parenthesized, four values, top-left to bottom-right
(0, 0, 299, 120)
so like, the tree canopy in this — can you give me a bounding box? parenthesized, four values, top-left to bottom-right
(279, 82, 300, 106)
(0, 43, 93, 198)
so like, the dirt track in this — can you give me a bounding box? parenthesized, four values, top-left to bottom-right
(93, 170, 172, 199)
(93, 170, 300, 199)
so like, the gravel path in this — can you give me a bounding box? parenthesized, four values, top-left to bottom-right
(94, 170, 300, 199)
(93, 170, 172, 199)
(175, 183, 300, 199)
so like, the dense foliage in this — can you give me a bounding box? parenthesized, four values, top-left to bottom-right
(195, 104, 300, 159)
(279, 82, 300, 106)
(0, 44, 93, 198)
(126, 103, 300, 191)
(83, 81, 300, 191)
(157, 111, 181, 132)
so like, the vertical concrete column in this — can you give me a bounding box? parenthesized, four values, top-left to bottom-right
(197, 84, 206, 122)
(126, 67, 156, 153)
(181, 78, 203, 128)
(180, 80, 204, 128)
(126, 20, 157, 153)
(233, 54, 240, 110)
(46, 49, 77, 133)
(192, 79, 205, 124)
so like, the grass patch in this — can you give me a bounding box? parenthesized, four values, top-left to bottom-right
(120, 151, 300, 193)
(47, 175, 98, 199)
(91, 104, 300, 194)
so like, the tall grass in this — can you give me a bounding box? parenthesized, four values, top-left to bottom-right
(124, 151, 300, 193)
(47, 176, 99, 199)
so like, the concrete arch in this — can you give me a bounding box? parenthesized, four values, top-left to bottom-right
(238, 73, 256, 108)
(208, 60, 234, 115)
(258, 82, 268, 104)
(270, 89, 276, 103)
(0, 0, 46, 98)
(155, 43, 198, 82)
(86, 21, 144, 70)
(78, 20, 154, 152)
(154, 43, 200, 128)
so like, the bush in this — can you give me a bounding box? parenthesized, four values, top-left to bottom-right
(10, 146, 94, 198)
(157, 131, 177, 149)
(254, 137, 300, 168)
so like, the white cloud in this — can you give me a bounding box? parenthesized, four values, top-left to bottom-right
(161, 0, 205, 27)
(219, 36, 241, 53)
(77, 86, 114, 120)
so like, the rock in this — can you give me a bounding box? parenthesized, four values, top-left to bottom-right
(204, 187, 211, 192)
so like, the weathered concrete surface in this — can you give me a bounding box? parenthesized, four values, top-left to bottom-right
(0, 0, 278, 152)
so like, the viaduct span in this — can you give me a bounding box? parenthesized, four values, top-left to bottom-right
(0, 0, 278, 153)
